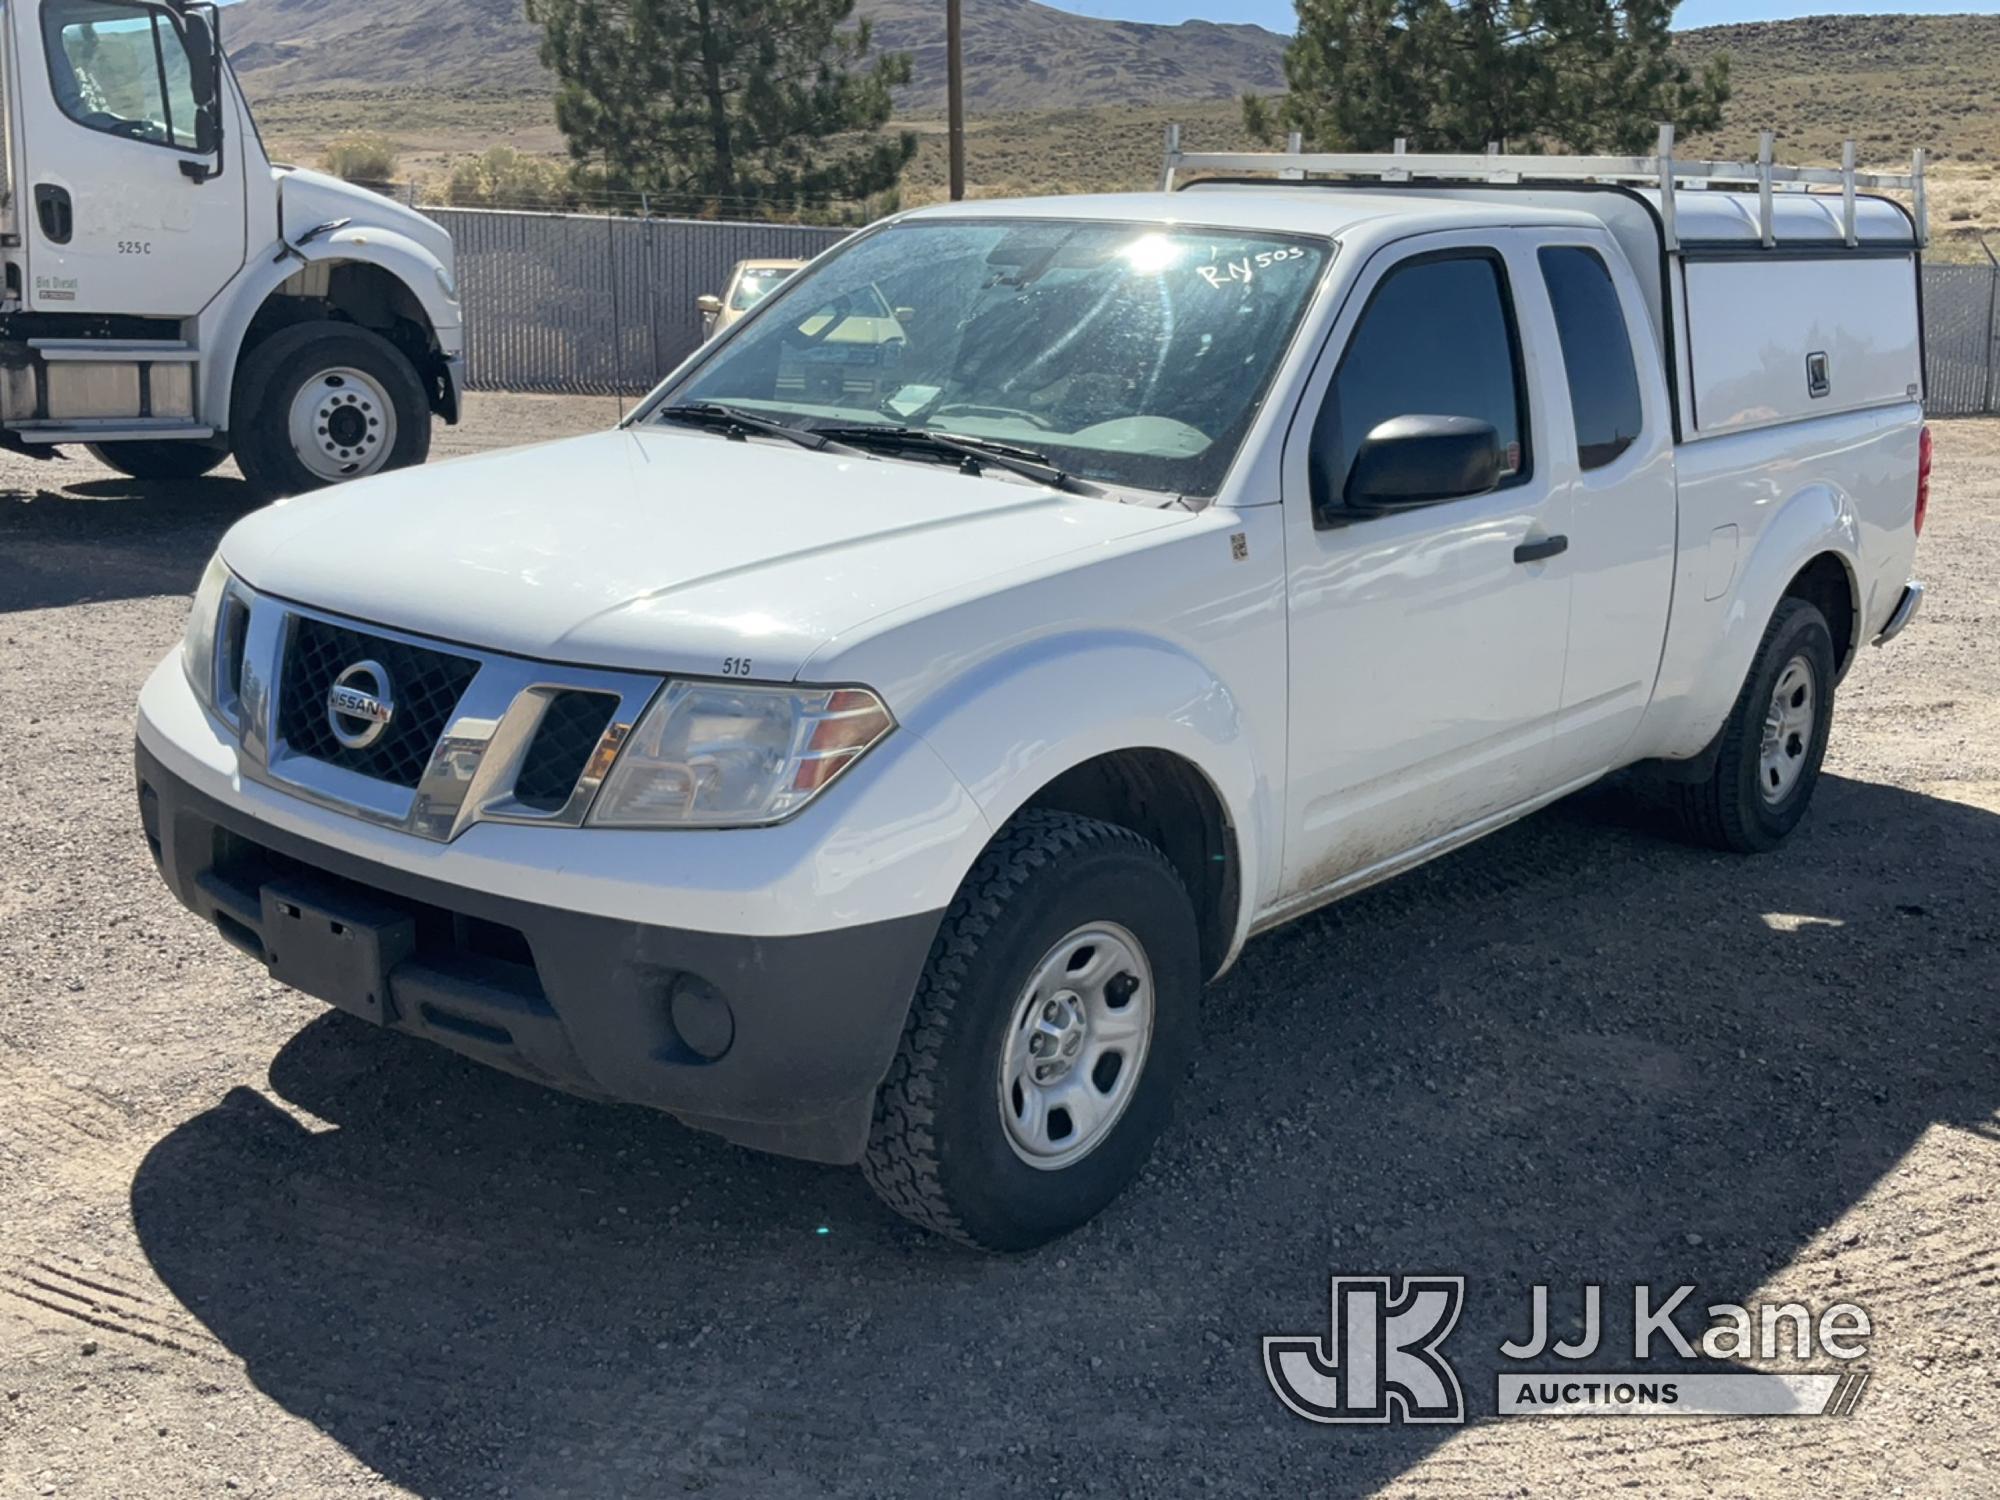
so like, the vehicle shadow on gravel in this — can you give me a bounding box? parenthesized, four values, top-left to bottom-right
(0, 474, 256, 612)
(129, 773, 2000, 1498)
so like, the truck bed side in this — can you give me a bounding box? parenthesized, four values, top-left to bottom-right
(1639, 403, 1923, 763)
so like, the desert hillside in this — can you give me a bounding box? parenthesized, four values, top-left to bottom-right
(234, 8, 2000, 258)
(223, 0, 1288, 112)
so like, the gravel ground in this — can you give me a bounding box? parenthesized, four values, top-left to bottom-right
(1, 399, 1996, 1499)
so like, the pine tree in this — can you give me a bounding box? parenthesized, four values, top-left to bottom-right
(525, 0, 917, 216)
(1247, 0, 1730, 155)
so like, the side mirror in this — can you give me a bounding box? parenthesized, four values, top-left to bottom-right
(696, 294, 724, 317)
(178, 8, 225, 170)
(192, 97, 220, 156)
(1339, 415, 1503, 516)
(184, 15, 217, 107)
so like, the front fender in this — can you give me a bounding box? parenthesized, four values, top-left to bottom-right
(197, 231, 462, 429)
(900, 630, 1270, 968)
(1646, 482, 1860, 762)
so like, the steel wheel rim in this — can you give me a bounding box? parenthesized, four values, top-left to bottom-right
(998, 922, 1155, 1172)
(289, 366, 396, 482)
(1759, 654, 1817, 805)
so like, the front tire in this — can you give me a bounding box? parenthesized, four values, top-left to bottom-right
(231, 321, 431, 498)
(1667, 596, 1837, 853)
(863, 811, 1200, 1251)
(84, 440, 229, 481)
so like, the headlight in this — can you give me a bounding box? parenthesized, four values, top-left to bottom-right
(181, 553, 234, 709)
(588, 681, 894, 828)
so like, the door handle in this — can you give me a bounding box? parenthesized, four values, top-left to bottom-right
(1514, 535, 1569, 565)
(34, 185, 72, 245)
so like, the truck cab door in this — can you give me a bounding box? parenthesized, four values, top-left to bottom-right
(1526, 234, 1679, 782)
(18, 0, 244, 316)
(1278, 230, 1575, 903)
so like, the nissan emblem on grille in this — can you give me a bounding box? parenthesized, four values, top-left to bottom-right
(326, 660, 396, 750)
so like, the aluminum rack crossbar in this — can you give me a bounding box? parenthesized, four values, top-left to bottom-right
(1160, 124, 1928, 250)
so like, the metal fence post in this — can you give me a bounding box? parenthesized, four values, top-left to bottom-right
(1982, 235, 2000, 416)
(606, 211, 626, 413)
(641, 194, 661, 392)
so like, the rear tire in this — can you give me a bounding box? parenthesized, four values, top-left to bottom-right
(863, 810, 1200, 1251)
(231, 321, 431, 498)
(84, 440, 228, 481)
(1665, 597, 1837, 853)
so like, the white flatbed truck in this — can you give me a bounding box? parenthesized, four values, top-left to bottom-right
(0, 0, 460, 491)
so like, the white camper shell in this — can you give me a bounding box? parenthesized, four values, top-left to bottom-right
(1166, 127, 1927, 447)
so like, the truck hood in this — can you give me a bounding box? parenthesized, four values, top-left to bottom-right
(276, 166, 453, 267)
(217, 429, 1195, 680)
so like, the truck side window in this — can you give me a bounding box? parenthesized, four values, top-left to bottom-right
(1538, 247, 1644, 471)
(1312, 250, 1529, 505)
(42, 1, 201, 152)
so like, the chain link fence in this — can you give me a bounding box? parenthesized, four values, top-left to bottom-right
(431, 205, 2000, 414)
(428, 208, 848, 397)
(1924, 259, 2000, 417)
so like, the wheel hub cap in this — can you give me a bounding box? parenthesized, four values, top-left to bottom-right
(1027, 993, 1088, 1084)
(998, 923, 1155, 1172)
(1759, 655, 1817, 805)
(288, 366, 398, 483)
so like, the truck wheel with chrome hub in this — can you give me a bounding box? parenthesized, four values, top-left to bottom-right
(1669, 596, 1837, 853)
(231, 320, 431, 498)
(864, 810, 1199, 1250)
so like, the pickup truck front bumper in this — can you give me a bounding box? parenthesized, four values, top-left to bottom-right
(136, 738, 943, 1165)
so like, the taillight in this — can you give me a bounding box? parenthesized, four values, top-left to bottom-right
(1915, 424, 1933, 536)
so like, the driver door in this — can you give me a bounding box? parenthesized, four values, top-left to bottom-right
(1279, 231, 1574, 902)
(18, 0, 243, 316)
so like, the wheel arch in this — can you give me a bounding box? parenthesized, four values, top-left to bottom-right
(202, 233, 462, 434)
(1783, 550, 1860, 680)
(1016, 749, 1241, 983)
(897, 631, 1272, 979)
(1726, 489, 1862, 705)
(1641, 482, 1863, 765)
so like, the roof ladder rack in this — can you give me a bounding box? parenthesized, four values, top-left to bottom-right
(1160, 123, 1930, 250)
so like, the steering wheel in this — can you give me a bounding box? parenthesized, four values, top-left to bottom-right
(107, 118, 163, 142)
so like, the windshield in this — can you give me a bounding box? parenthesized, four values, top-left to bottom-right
(664, 219, 1331, 497)
(731, 267, 796, 311)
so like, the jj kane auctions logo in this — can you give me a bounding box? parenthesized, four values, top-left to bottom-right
(1266, 1278, 1873, 1423)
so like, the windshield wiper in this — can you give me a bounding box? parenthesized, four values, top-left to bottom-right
(809, 424, 1104, 497)
(655, 402, 862, 456)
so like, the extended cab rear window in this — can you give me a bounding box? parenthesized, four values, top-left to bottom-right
(1538, 246, 1644, 471)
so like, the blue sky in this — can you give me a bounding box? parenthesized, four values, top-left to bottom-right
(1055, 0, 2000, 30)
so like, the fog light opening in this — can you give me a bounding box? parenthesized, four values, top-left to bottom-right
(669, 975, 735, 1062)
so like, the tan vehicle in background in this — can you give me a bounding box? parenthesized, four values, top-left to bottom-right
(697, 259, 806, 339)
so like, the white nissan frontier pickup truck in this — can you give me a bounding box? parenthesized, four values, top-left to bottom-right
(137, 138, 1930, 1249)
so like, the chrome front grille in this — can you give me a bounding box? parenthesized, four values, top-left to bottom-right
(513, 690, 621, 813)
(217, 586, 660, 843)
(277, 616, 481, 789)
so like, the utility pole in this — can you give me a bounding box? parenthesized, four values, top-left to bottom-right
(947, 0, 966, 200)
